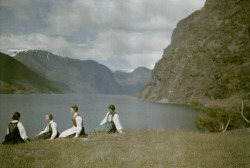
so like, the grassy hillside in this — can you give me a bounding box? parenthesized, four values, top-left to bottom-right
(0, 129, 249, 168)
(0, 52, 64, 94)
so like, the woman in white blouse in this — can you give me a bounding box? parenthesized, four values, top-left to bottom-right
(95, 104, 124, 133)
(35, 114, 59, 140)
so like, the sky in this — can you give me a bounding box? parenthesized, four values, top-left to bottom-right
(0, 0, 205, 71)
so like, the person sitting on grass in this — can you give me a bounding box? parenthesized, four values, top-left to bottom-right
(59, 105, 85, 138)
(2, 112, 30, 144)
(35, 114, 59, 140)
(94, 104, 124, 134)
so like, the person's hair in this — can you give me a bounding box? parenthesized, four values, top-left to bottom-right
(46, 114, 53, 120)
(108, 104, 116, 111)
(71, 105, 78, 112)
(12, 112, 21, 120)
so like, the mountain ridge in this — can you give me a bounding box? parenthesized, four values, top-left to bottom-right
(139, 0, 250, 106)
(14, 50, 151, 94)
(138, 0, 250, 132)
(114, 66, 152, 94)
(0, 52, 64, 94)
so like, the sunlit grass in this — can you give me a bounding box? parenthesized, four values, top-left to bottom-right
(0, 129, 249, 168)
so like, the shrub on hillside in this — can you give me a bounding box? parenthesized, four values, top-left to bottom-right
(191, 100, 250, 132)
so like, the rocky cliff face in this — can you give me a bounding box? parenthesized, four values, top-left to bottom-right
(139, 0, 250, 105)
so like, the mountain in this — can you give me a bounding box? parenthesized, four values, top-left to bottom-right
(14, 50, 120, 94)
(139, 0, 250, 105)
(114, 67, 151, 94)
(138, 0, 250, 131)
(0, 52, 64, 94)
(14, 50, 152, 94)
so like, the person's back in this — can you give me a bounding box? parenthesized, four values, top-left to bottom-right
(2, 112, 29, 144)
(3, 122, 24, 144)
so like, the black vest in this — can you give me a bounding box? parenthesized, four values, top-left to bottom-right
(48, 123, 60, 138)
(108, 112, 117, 132)
(2, 122, 24, 144)
(49, 124, 52, 133)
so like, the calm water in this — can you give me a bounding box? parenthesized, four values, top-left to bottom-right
(0, 94, 199, 140)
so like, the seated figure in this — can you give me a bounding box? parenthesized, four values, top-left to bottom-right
(95, 104, 124, 134)
(35, 114, 59, 140)
(3, 112, 29, 144)
(59, 105, 85, 138)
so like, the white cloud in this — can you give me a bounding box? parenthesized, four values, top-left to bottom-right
(0, 33, 71, 54)
(0, 0, 206, 69)
(70, 29, 171, 68)
(0, 31, 167, 69)
(44, 0, 205, 35)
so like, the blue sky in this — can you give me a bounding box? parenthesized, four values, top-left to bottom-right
(0, 0, 205, 71)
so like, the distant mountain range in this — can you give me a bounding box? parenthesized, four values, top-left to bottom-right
(0, 52, 64, 94)
(114, 67, 151, 94)
(14, 50, 120, 94)
(0, 50, 151, 94)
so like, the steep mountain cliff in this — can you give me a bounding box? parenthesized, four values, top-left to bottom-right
(0, 52, 64, 94)
(139, 0, 250, 107)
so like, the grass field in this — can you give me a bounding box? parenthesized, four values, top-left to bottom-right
(0, 129, 249, 168)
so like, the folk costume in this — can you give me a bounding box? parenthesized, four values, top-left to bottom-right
(59, 113, 85, 138)
(95, 112, 123, 133)
(2, 120, 28, 144)
(36, 120, 59, 139)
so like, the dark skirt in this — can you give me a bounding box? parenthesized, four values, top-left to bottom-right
(2, 133, 24, 144)
(35, 131, 60, 140)
(94, 122, 117, 133)
(80, 127, 85, 135)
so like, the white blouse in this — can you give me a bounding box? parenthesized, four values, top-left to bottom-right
(38, 120, 58, 139)
(7, 120, 28, 141)
(72, 113, 83, 137)
(100, 112, 123, 133)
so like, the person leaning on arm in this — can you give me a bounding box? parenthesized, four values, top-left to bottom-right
(94, 104, 124, 134)
(59, 105, 85, 138)
(35, 114, 59, 140)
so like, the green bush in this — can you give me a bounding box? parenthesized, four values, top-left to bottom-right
(191, 100, 250, 132)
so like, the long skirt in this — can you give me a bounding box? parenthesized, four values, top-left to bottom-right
(94, 122, 116, 133)
(59, 127, 85, 138)
(2, 133, 24, 144)
(35, 131, 59, 140)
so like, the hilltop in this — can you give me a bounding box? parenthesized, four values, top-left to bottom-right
(0, 129, 249, 168)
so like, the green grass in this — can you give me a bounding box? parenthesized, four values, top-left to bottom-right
(0, 129, 249, 168)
